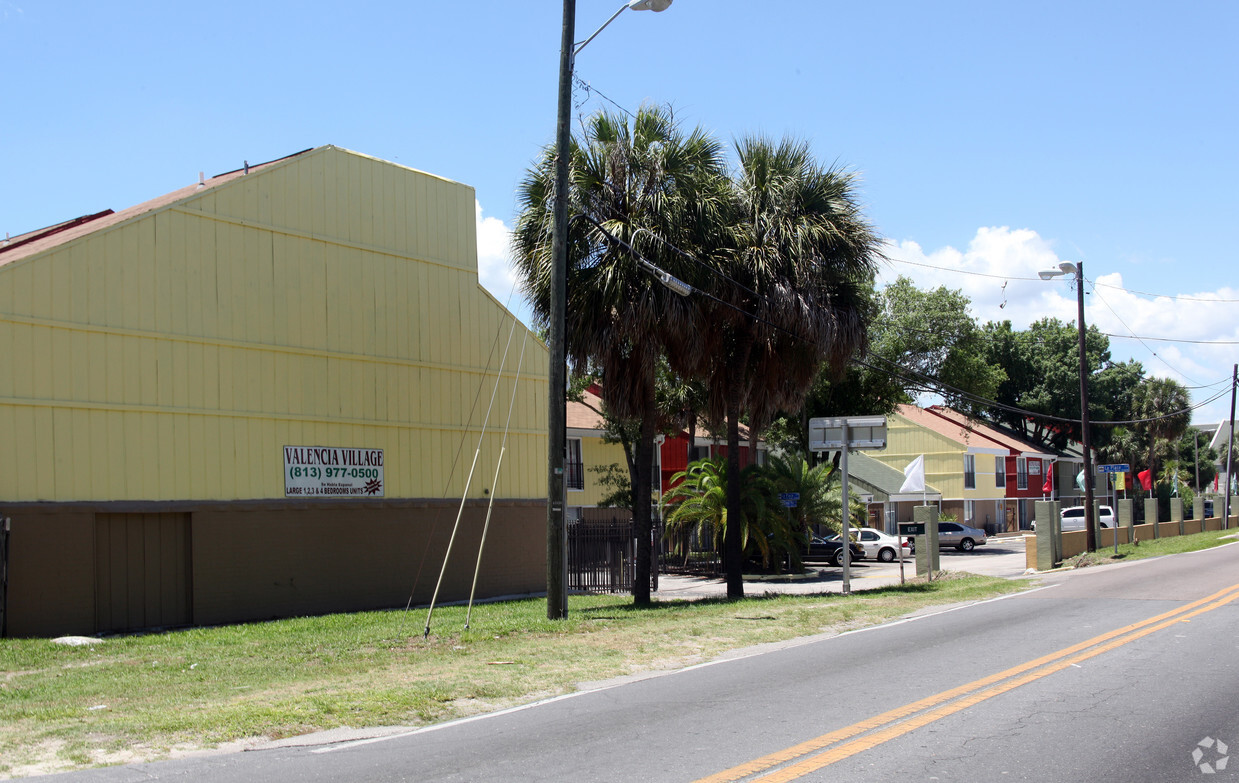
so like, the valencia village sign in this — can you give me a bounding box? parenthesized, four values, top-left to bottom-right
(284, 446, 385, 497)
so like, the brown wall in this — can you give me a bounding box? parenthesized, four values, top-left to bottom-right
(6, 512, 96, 637)
(2, 500, 546, 637)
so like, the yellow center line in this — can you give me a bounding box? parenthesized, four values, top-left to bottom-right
(695, 582, 1239, 783)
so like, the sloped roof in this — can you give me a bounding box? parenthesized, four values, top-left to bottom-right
(847, 451, 942, 502)
(566, 388, 753, 441)
(894, 404, 1007, 453)
(0, 149, 314, 268)
(925, 406, 1055, 459)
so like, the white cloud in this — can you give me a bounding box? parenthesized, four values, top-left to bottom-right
(474, 200, 533, 325)
(880, 227, 1239, 424)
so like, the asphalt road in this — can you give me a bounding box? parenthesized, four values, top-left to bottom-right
(38, 542, 1239, 782)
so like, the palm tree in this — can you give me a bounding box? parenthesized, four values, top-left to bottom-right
(687, 137, 882, 597)
(511, 106, 728, 606)
(1133, 377, 1192, 493)
(762, 454, 841, 539)
(660, 458, 797, 571)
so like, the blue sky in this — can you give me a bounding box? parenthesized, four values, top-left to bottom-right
(4, 1, 1237, 425)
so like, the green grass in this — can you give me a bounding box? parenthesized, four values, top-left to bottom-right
(0, 574, 1023, 777)
(1065, 527, 1237, 568)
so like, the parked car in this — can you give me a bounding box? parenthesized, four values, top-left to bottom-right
(824, 529, 912, 562)
(804, 536, 866, 566)
(1061, 505, 1115, 530)
(909, 522, 988, 552)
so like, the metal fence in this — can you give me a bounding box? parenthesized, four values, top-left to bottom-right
(567, 513, 661, 594)
(658, 524, 722, 576)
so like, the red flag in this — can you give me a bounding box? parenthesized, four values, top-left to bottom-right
(1137, 469, 1152, 490)
(1042, 470, 1053, 494)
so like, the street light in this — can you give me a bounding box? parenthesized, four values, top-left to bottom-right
(547, 0, 673, 620)
(1040, 261, 1098, 552)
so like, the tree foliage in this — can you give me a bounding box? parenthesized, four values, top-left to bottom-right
(685, 137, 882, 597)
(512, 105, 728, 606)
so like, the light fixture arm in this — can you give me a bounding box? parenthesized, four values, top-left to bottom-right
(573, 0, 672, 62)
(574, 5, 628, 58)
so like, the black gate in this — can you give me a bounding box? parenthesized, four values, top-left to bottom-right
(567, 515, 659, 594)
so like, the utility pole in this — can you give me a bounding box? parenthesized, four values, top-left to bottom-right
(1225, 364, 1237, 531)
(1075, 263, 1097, 553)
(546, 0, 575, 620)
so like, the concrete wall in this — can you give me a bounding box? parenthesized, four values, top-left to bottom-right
(1030, 515, 1235, 568)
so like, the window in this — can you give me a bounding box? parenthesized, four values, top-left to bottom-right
(964, 454, 976, 489)
(1016, 457, 1029, 490)
(565, 438, 584, 491)
(995, 458, 1006, 488)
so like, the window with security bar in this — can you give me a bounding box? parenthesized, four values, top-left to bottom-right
(566, 438, 584, 491)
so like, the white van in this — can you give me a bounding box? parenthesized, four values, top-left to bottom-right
(1060, 505, 1115, 530)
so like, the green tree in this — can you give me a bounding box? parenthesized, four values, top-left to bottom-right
(1132, 377, 1192, 490)
(766, 277, 1004, 455)
(512, 106, 728, 606)
(686, 137, 881, 597)
(1176, 429, 1218, 492)
(876, 277, 1005, 416)
(981, 318, 1142, 453)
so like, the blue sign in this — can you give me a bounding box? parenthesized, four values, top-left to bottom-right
(779, 492, 800, 508)
(1099, 464, 1130, 474)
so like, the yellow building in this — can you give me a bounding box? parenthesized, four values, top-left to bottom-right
(0, 147, 548, 637)
(869, 404, 1007, 529)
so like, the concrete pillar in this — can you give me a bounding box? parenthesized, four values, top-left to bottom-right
(1116, 498, 1134, 545)
(1170, 498, 1184, 535)
(1035, 500, 1061, 570)
(913, 505, 939, 577)
(1231, 496, 1239, 529)
(1193, 497, 1205, 522)
(1145, 498, 1159, 538)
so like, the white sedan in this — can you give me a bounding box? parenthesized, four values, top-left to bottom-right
(826, 529, 913, 562)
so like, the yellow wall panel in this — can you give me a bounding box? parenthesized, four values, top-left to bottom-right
(0, 407, 13, 494)
(0, 146, 547, 502)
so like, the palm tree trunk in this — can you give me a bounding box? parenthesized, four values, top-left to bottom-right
(632, 411, 657, 606)
(724, 396, 745, 598)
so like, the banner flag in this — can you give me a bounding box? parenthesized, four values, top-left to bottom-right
(899, 455, 926, 493)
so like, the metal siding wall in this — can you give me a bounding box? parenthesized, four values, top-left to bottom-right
(0, 148, 548, 502)
(576, 438, 629, 507)
(871, 415, 965, 498)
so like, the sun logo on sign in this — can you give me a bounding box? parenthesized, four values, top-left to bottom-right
(1192, 736, 1229, 774)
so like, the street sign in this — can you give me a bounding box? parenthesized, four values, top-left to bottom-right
(808, 416, 888, 451)
(779, 492, 800, 508)
(898, 522, 926, 536)
(1099, 463, 1130, 474)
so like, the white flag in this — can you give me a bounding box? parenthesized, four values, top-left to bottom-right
(900, 455, 926, 493)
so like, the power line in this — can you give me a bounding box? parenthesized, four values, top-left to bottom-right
(890, 255, 1239, 305)
(572, 75, 637, 120)
(1086, 277, 1204, 386)
(1102, 332, 1239, 346)
(1093, 280, 1239, 303)
(580, 220, 1233, 430)
(886, 256, 1043, 281)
